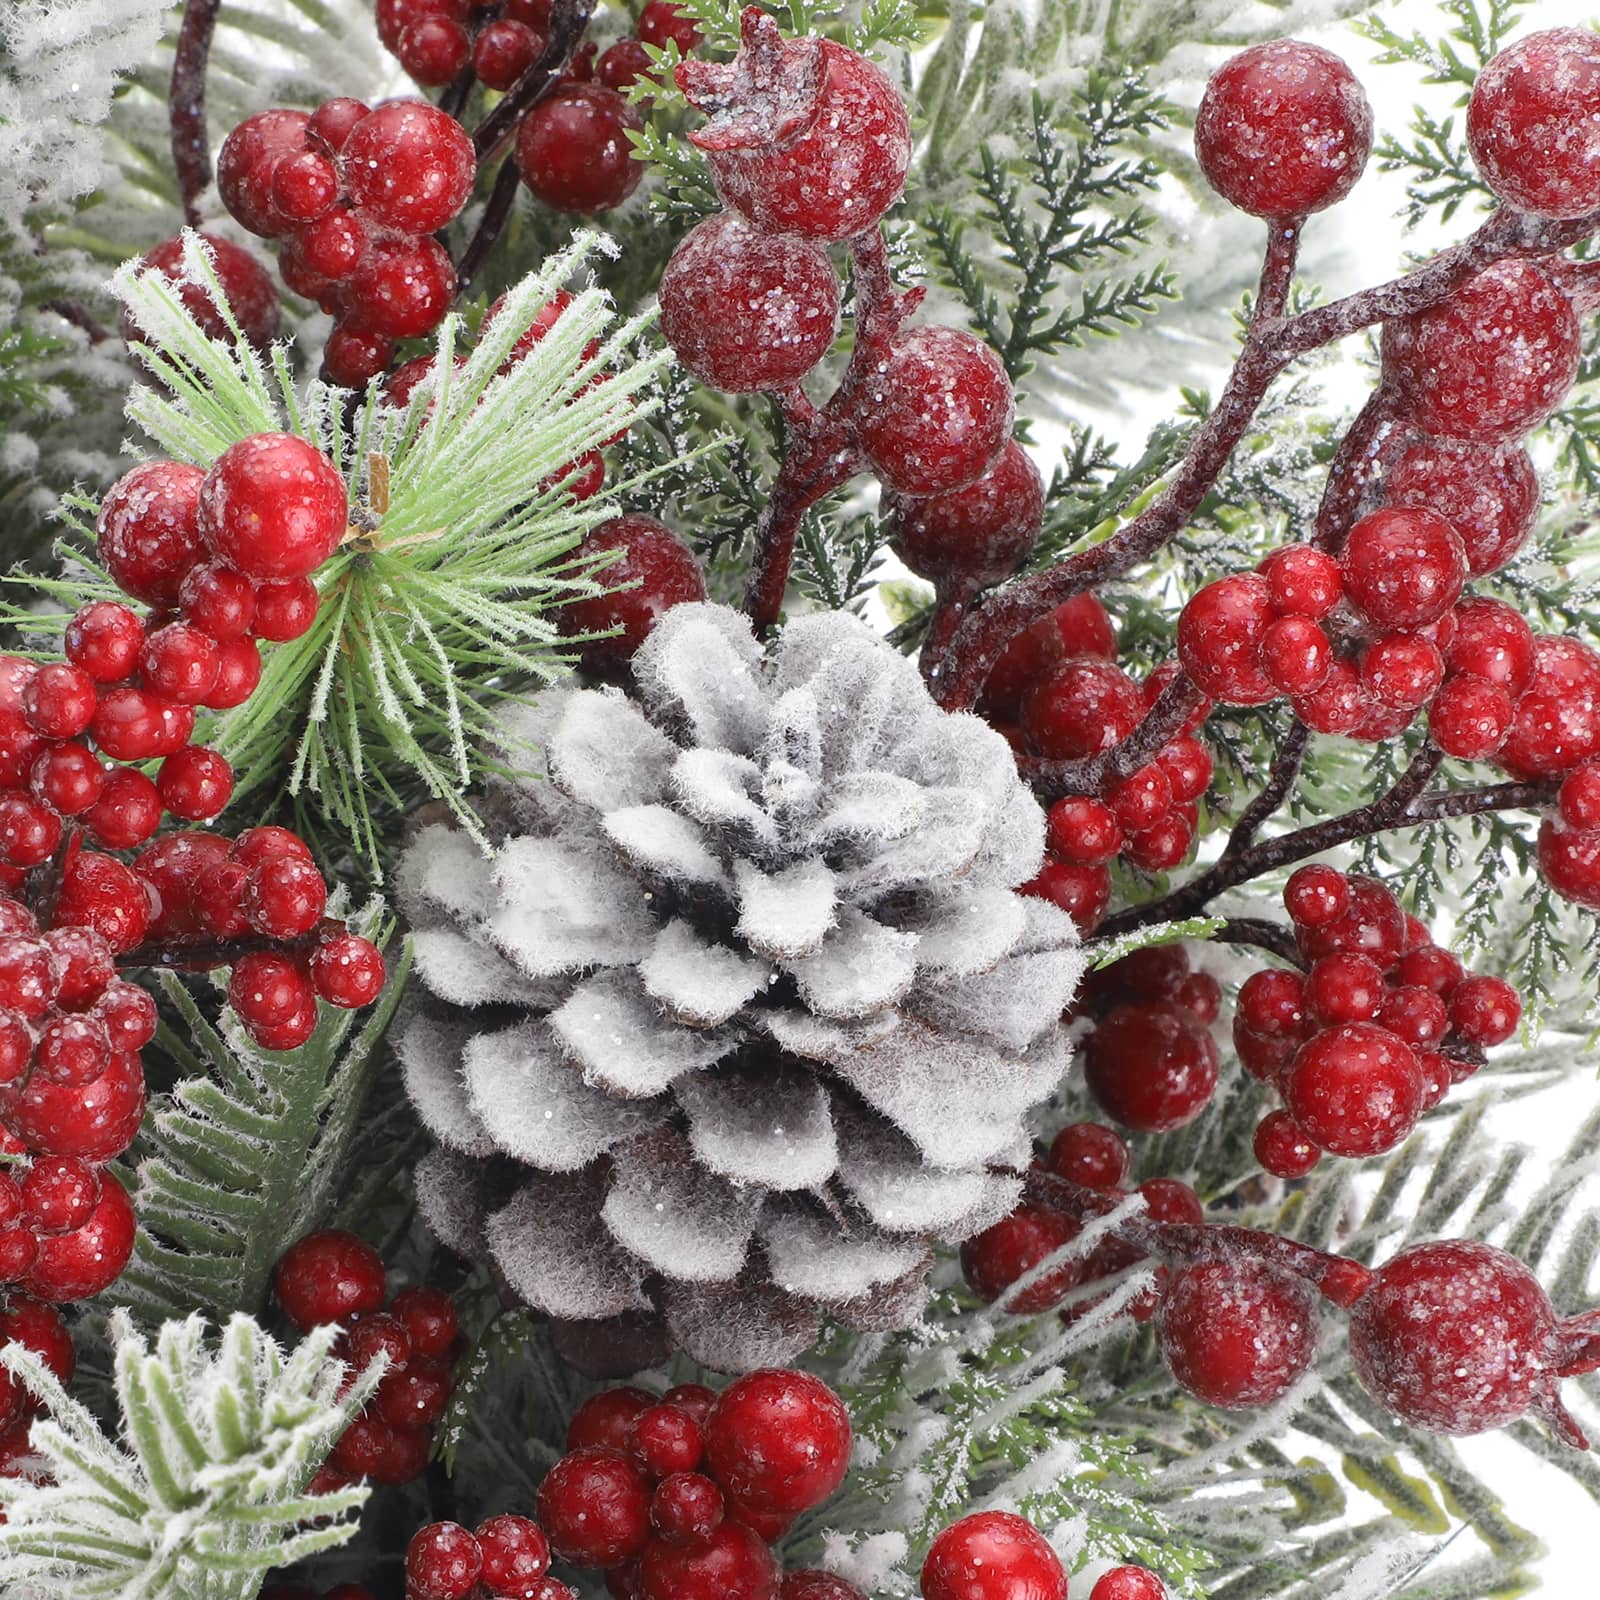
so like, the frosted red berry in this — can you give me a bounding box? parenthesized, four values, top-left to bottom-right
(83, 767, 162, 850)
(537, 1447, 651, 1568)
(218, 108, 312, 237)
(130, 232, 281, 351)
(22, 664, 95, 741)
(1019, 857, 1111, 934)
(44, 925, 115, 1010)
(398, 16, 471, 84)
(1084, 1002, 1219, 1133)
(1021, 658, 1144, 761)
(1045, 797, 1123, 866)
(198, 433, 347, 582)
(1254, 1109, 1320, 1179)
(309, 934, 386, 1008)
(308, 96, 370, 154)
(1296, 874, 1407, 967)
(569, 1387, 656, 1453)
(1284, 864, 1347, 929)
(55, 852, 151, 954)
(959, 1203, 1080, 1312)
(1428, 675, 1513, 760)
(97, 460, 205, 607)
(1195, 40, 1372, 218)
(705, 1368, 851, 1516)
(1338, 507, 1466, 631)
(659, 212, 841, 394)
(1447, 973, 1521, 1045)
(855, 327, 1014, 498)
(631, 1403, 704, 1479)
(639, 1, 700, 51)
(1091, 1567, 1167, 1600)
(65, 601, 144, 683)
(478, 1514, 552, 1594)
(920, 1510, 1066, 1600)
(0, 797, 62, 870)
(1498, 635, 1600, 779)
(474, 19, 545, 91)
(341, 101, 476, 235)
(274, 1229, 387, 1330)
(33, 1015, 113, 1086)
(1381, 260, 1580, 443)
(407, 1521, 484, 1600)
(650, 1470, 725, 1543)
(347, 237, 456, 341)
(22, 1157, 100, 1234)
(1259, 615, 1331, 696)
(156, 746, 235, 821)
(1361, 633, 1442, 709)
(1468, 28, 1600, 220)
(1383, 437, 1538, 578)
(1305, 952, 1385, 1024)
(23, 1169, 136, 1301)
(1284, 1022, 1423, 1157)
(1177, 573, 1277, 705)
(1047, 1122, 1131, 1190)
(638, 1518, 781, 1600)
(559, 516, 707, 669)
(516, 83, 643, 213)
(782, 1574, 866, 1600)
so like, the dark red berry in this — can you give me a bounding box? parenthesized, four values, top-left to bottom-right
(133, 831, 231, 939)
(21, 1156, 100, 1234)
(274, 1229, 387, 1330)
(0, 796, 61, 870)
(1361, 633, 1443, 709)
(639, 1, 699, 51)
(271, 150, 339, 224)
(97, 460, 205, 607)
(90, 685, 194, 761)
(474, 19, 546, 92)
(406, 1521, 483, 1600)
(650, 1470, 725, 1544)
(33, 1014, 112, 1086)
(198, 433, 347, 581)
(1291, 656, 1363, 736)
(704, 1368, 851, 1516)
(55, 851, 151, 953)
(1021, 658, 1144, 761)
(83, 767, 162, 851)
(569, 1386, 656, 1452)
(325, 327, 395, 391)
(1296, 875, 1407, 968)
(1083, 1003, 1220, 1133)
(637, 1518, 781, 1600)
(1194, 39, 1372, 217)
(1237, 968, 1309, 1041)
(347, 237, 457, 341)
(65, 601, 144, 683)
(1155, 737, 1213, 804)
(228, 953, 317, 1038)
(1177, 573, 1277, 705)
(1383, 436, 1537, 578)
(598, 38, 653, 93)
(0, 1297, 73, 1426)
(631, 1403, 703, 1478)
(218, 109, 312, 237)
(309, 934, 386, 1008)
(1428, 675, 1514, 760)
(538, 1446, 652, 1568)
(1445, 598, 1535, 694)
(299, 209, 370, 280)
(1046, 1122, 1130, 1189)
(1107, 764, 1173, 834)
(558, 515, 706, 669)
(341, 101, 477, 234)
(959, 1204, 1080, 1312)
(1019, 857, 1110, 934)
(389, 1284, 458, 1359)
(141, 622, 221, 704)
(1122, 804, 1196, 874)
(1339, 507, 1466, 631)
(1447, 974, 1521, 1046)
(1285, 1022, 1423, 1157)
(516, 82, 642, 213)
(478, 1513, 552, 1595)
(921, 1510, 1066, 1600)
(129, 233, 280, 350)
(375, 1360, 454, 1429)
(309, 97, 371, 153)
(1090, 1568, 1167, 1600)
(398, 16, 471, 85)
(1468, 28, 1600, 220)
(1254, 1109, 1321, 1179)
(1044, 796, 1122, 866)
(22, 1169, 136, 1301)
(44, 925, 115, 1011)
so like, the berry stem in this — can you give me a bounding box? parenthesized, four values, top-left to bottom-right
(1211, 916, 1305, 966)
(471, 0, 596, 162)
(1227, 719, 1311, 854)
(455, 157, 523, 299)
(170, 0, 222, 229)
(1311, 386, 1403, 552)
(117, 930, 319, 973)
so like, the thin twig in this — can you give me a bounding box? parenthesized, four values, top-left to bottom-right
(171, 0, 222, 228)
(455, 159, 523, 299)
(471, 0, 595, 163)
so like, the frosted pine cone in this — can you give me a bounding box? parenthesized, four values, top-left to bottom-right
(396, 604, 1085, 1371)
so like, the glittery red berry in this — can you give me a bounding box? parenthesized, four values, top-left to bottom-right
(97, 460, 206, 607)
(637, 1518, 781, 1600)
(1091, 1567, 1168, 1600)
(1046, 1122, 1130, 1189)
(1338, 507, 1466, 631)
(198, 433, 348, 582)
(704, 1368, 852, 1517)
(274, 1229, 387, 1330)
(129, 233, 280, 351)
(650, 1470, 725, 1544)
(406, 1521, 483, 1600)
(1383, 437, 1538, 578)
(341, 101, 477, 235)
(516, 82, 643, 213)
(558, 516, 707, 669)
(959, 1203, 1080, 1313)
(537, 1446, 652, 1568)
(1177, 573, 1277, 706)
(22, 1168, 136, 1301)
(218, 109, 312, 237)
(477, 1513, 552, 1596)
(1284, 1022, 1423, 1157)
(1083, 1002, 1220, 1133)
(920, 1510, 1066, 1600)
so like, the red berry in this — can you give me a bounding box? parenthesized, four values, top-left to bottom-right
(199, 433, 347, 582)
(1499, 635, 1600, 779)
(179, 563, 257, 642)
(478, 1513, 552, 1595)
(33, 1014, 113, 1086)
(1305, 952, 1385, 1024)
(299, 209, 370, 280)
(1122, 804, 1196, 874)
(90, 685, 194, 761)
(782, 1576, 866, 1600)
(157, 746, 234, 822)
(43, 926, 114, 1011)
(0, 1297, 73, 1426)
(22, 1168, 136, 1301)
(309, 934, 386, 1008)
(232, 826, 315, 872)
(1177, 574, 1277, 705)
(252, 576, 321, 643)
(0, 937, 58, 1019)
(275, 1230, 387, 1330)
(375, 1360, 453, 1429)
(406, 1521, 483, 1600)
(133, 831, 231, 939)
(516, 82, 642, 213)
(1361, 633, 1442, 709)
(569, 1386, 657, 1452)
(56, 852, 151, 954)
(979, 595, 1117, 719)
(21, 1156, 100, 1234)
(82, 766, 161, 852)
(1107, 764, 1172, 834)
(1285, 1022, 1423, 1157)
(1378, 984, 1450, 1049)
(1339, 507, 1466, 631)
(1284, 865, 1348, 929)
(637, 1519, 781, 1600)
(1349, 1241, 1556, 1433)
(704, 1368, 851, 1516)
(1018, 857, 1110, 934)
(204, 638, 264, 710)
(1237, 969, 1309, 1042)
(1383, 437, 1538, 578)
(1428, 675, 1514, 760)
(1021, 658, 1144, 761)
(347, 237, 457, 341)
(270, 150, 339, 225)
(228, 952, 317, 1034)
(1158, 1257, 1319, 1408)
(1468, 28, 1600, 220)
(23, 664, 97, 740)
(650, 1471, 725, 1544)
(559, 516, 706, 669)
(660, 210, 842, 395)
(0, 1012, 37, 1088)
(128, 233, 280, 350)
(241, 855, 327, 939)
(217, 109, 312, 237)
(1291, 656, 1362, 736)
(1155, 737, 1212, 804)
(1046, 1122, 1130, 1189)
(1254, 1110, 1320, 1179)
(598, 38, 654, 93)
(639, 1, 700, 52)
(65, 601, 144, 682)
(921, 1510, 1066, 1600)
(1044, 796, 1122, 866)
(537, 1446, 652, 1568)
(398, 16, 471, 85)
(1259, 614, 1330, 696)
(1447, 973, 1521, 1046)
(474, 19, 545, 91)
(855, 327, 1014, 498)
(631, 1403, 704, 1480)
(1296, 875, 1407, 968)
(1091, 1568, 1167, 1600)
(959, 1203, 1080, 1313)
(97, 460, 205, 607)
(141, 622, 221, 704)
(891, 448, 1047, 599)
(6, 1047, 145, 1162)
(93, 980, 159, 1052)
(1381, 260, 1580, 443)
(1395, 945, 1463, 997)
(308, 97, 371, 154)
(0, 796, 61, 870)
(680, 18, 910, 241)
(1259, 543, 1341, 619)
(1194, 40, 1372, 217)
(342, 101, 476, 234)
(1445, 598, 1535, 694)
(1084, 1003, 1219, 1133)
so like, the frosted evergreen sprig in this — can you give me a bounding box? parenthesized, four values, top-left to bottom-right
(0, 1311, 380, 1600)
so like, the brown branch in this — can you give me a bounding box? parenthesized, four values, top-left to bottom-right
(455, 157, 523, 299)
(43, 300, 113, 345)
(171, 0, 222, 229)
(1311, 386, 1404, 551)
(1209, 915, 1305, 967)
(1227, 720, 1311, 855)
(471, 0, 595, 163)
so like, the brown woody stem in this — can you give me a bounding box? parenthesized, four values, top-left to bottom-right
(171, 0, 222, 228)
(471, 0, 596, 163)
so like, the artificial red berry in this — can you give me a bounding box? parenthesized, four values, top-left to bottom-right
(204, 638, 264, 710)
(23, 664, 97, 740)
(347, 237, 457, 341)
(96, 460, 205, 607)
(1194, 39, 1371, 218)
(1381, 259, 1581, 443)
(1348, 1240, 1558, 1433)
(1305, 952, 1385, 1024)
(93, 980, 159, 1052)
(1091, 1568, 1167, 1600)
(569, 1386, 657, 1452)
(55, 852, 152, 954)
(631, 1403, 704, 1480)
(704, 1368, 852, 1516)
(308, 96, 371, 154)
(855, 327, 1014, 498)
(1155, 737, 1213, 804)
(1254, 1109, 1321, 1179)
(141, 622, 221, 704)
(1083, 1003, 1220, 1133)
(1498, 635, 1600, 779)
(375, 1357, 454, 1430)
(478, 1513, 552, 1595)
(1428, 675, 1514, 761)
(0, 937, 58, 1020)
(474, 19, 545, 91)
(128, 233, 280, 350)
(558, 516, 707, 669)
(1339, 507, 1466, 631)
(1468, 27, 1600, 220)
(1259, 614, 1331, 696)
(538, 1446, 652, 1568)
(679, 14, 910, 241)
(299, 210, 369, 280)
(516, 82, 642, 213)
(217, 108, 313, 237)
(1383, 436, 1537, 578)
(1290, 656, 1362, 735)
(1018, 857, 1111, 934)
(178, 563, 257, 643)
(1107, 764, 1172, 834)
(959, 1204, 1080, 1312)
(90, 685, 194, 761)
(33, 1014, 113, 1086)
(650, 1470, 725, 1544)
(1296, 874, 1407, 968)
(1047, 1122, 1130, 1189)
(1237, 969, 1309, 1044)
(198, 433, 347, 582)
(782, 1576, 866, 1600)
(242, 855, 328, 939)
(1122, 804, 1196, 874)
(0, 1014, 35, 1088)
(341, 101, 477, 234)
(22, 1168, 136, 1301)
(0, 796, 62, 871)
(1283, 865, 1348, 929)
(398, 16, 471, 84)
(133, 830, 231, 938)
(1559, 764, 1600, 831)
(5, 1046, 145, 1162)
(1259, 543, 1341, 619)
(1361, 633, 1443, 709)
(1445, 598, 1535, 693)
(920, 1510, 1066, 1600)
(1021, 658, 1144, 761)
(80, 766, 159, 852)
(1177, 573, 1277, 705)
(1447, 973, 1521, 1046)
(274, 1229, 387, 1330)
(638, 1518, 781, 1600)
(232, 826, 315, 872)
(308, 934, 386, 1008)
(979, 595, 1117, 718)
(252, 576, 321, 643)
(639, 1, 700, 51)
(270, 150, 339, 225)
(1285, 1022, 1423, 1157)
(21, 1156, 100, 1234)
(45, 925, 112, 1013)
(1378, 984, 1450, 1049)
(406, 1521, 483, 1600)
(1044, 796, 1122, 866)
(64, 601, 144, 682)
(598, 38, 654, 92)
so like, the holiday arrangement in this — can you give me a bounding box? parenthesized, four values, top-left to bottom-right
(3, 0, 1600, 1595)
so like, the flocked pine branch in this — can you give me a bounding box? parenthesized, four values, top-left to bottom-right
(0, 1311, 381, 1600)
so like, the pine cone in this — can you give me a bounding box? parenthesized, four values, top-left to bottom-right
(396, 604, 1085, 1371)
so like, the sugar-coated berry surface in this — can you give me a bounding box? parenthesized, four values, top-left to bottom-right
(274, 1229, 387, 1330)
(1021, 657, 1144, 760)
(780, 1573, 867, 1600)
(1338, 507, 1466, 631)
(1380, 259, 1581, 443)
(22, 1169, 135, 1301)
(340, 101, 476, 235)
(1382, 436, 1538, 579)
(477, 1513, 552, 1593)
(680, 16, 910, 241)
(1348, 1240, 1557, 1434)
(1177, 573, 1277, 705)
(1284, 1022, 1423, 1157)
(1047, 1121, 1131, 1189)
(217, 108, 312, 237)
(1498, 635, 1600, 779)
(558, 516, 707, 668)
(920, 1510, 1067, 1600)
(406, 1520, 483, 1600)
(1194, 39, 1372, 217)
(659, 212, 841, 394)
(516, 83, 643, 213)
(198, 433, 348, 581)
(1020, 856, 1111, 933)
(1157, 1257, 1319, 1408)
(704, 1368, 852, 1517)
(1083, 1002, 1220, 1133)
(346, 237, 456, 341)
(855, 327, 1014, 498)
(97, 460, 206, 607)
(1468, 27, 1600, 219)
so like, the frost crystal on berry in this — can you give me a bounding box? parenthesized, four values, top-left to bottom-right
(396, 604, 1085, 1371)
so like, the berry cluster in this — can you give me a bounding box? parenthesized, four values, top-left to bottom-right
(219, 100, 476, 385)
(377, 0, 553, 90)
(273, 1230, 462, 1489)
(0, 1297, 75, 1454)
(1234, 865, 1520, 1172)
(406, 1368, 855, 1600)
